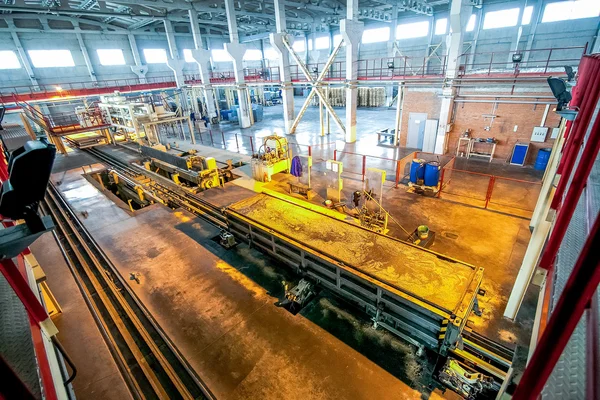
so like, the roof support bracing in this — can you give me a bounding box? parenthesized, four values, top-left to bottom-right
(75, 31, 98, 81)
(5, 20, 38, 88)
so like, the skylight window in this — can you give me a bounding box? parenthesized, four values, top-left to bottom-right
(0, 50, 20, 69)
(435, 18, 448, 35)
(466, 14, 476, 32)
(542, 0, 600, 23)
(183, 49, 195, 63)
(143, 49, 167, 64)
(396, 21, 429, 39)
(483, 8, 520, 29)
(244, 49, 263, 61)
(292, 39, 306, 52)
(522, 6, 534, 24)
(315, 36, 330, 50)
(97, 49, 125, 66)
(211, 49, 233, 62)
(362, 27, 390, 44)
(28, 50, 75, 68)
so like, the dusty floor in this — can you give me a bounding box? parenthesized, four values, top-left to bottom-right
(37, 165, 459, 399)
(32, 100, 545, 398)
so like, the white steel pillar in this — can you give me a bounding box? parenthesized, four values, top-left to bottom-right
(269, 0, 294, 133)
(434, 0, 472, 154)
(341, 0, 363, 143)
(7, 20, 38, 87)
(224, 0, 252, 128)
(164, 20, 186, 88)
(189, 10, 218, 121)
(128, 34, 148, 83)
(507, 6, 525, 67)
(75, 31, 97, 82)
(386, 6, 398, 106)
(522, 1, 544, 63)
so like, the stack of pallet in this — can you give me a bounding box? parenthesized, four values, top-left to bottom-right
(309, 87, 386, 107)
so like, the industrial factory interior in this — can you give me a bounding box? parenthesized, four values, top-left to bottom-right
(1, 0, 599, 398)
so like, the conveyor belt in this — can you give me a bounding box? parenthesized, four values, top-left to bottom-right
(226, 193, 483, 353)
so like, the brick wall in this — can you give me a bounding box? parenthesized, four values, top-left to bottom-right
(398, 88, 442, 147)
(396, 88, 560, 165)
(450, 100, 561, 165)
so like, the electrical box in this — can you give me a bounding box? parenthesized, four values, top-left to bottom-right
(551, 127, 560, 139)
(531, 126, 549, 143)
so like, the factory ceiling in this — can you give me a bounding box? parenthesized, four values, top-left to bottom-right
(0, 0, 482, 38)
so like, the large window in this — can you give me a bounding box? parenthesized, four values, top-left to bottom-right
(143, 49, 167, 64)
(183, 49, 195, 63)
(435, 18, 447, 35)
(292, 39, 306, 52)
(466, 14, 476, 31)
(483, 8, 520, 29)
(308, 39, 313, 51)
(315, 36, 330, 50)
(28, 50, 75, 68)
(264, 48, 279, 60)
(97, 49, 125, 66)
(0, 50, 20, 69)
(211, 49, 232, 62)
(522, 6, 534, 24)
(542, 0, 600, 23)
(362, 27, 390, 44)
(244, 49, 263, 61)
(333, 34, 343, 47)
(396, 21, 429, 39)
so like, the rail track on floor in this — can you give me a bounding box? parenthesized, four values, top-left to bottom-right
(85, 147, 227, 229)
(42, 182, 215, 400)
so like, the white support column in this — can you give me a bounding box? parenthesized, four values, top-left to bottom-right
(507, 6, 525, 67)
(189, 10, 218, 121)
(74, 31, 97, 81)
(434, 0, 472, 155)
(7, 21, 38, 87)
(341, 0, 364, 143)
(164, 20, 186, 88)
(224, 0, 252, 128)
(522, 1, 544, 64)
(270, 0, 294, 133)
(128, 34, 148, 83)
(466, 8, 482, 71)
(386, 6, 398, 106)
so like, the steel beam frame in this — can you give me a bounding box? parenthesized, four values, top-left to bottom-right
(284, 37, 346, 134)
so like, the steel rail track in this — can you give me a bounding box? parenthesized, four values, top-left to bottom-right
(42, 183, 215, 400)
(85, 147, 227, 229)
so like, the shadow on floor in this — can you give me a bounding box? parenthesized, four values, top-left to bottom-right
(174, 218, 451, 399)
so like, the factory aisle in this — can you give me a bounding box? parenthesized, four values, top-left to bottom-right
(33, 161, 458, 399)
(30, 233, 132, 400)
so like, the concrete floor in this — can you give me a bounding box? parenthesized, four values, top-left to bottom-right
(37, 164, 458, 399)
(36, 102, 545, 398)
(31, 234, 132, 400)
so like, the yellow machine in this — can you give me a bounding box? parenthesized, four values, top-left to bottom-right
(251, 134, 291, 182)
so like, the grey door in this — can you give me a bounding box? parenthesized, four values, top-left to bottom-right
(407, 112, 427, 149)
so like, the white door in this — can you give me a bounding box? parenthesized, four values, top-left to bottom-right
(407, 112, 427, 149)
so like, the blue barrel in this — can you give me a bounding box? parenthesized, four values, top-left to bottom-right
(410, 159, 425, 183)
(534, 148, 552, 171)
(424, 161, 440, 186)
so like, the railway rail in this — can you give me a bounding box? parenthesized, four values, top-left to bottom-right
(42, 182, 215, 400)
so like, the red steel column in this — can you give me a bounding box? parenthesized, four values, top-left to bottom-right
(512, 215, 600, 400)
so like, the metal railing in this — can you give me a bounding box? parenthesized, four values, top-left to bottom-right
(458, 45, 587, 76)
(438, 167, 542, 218)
